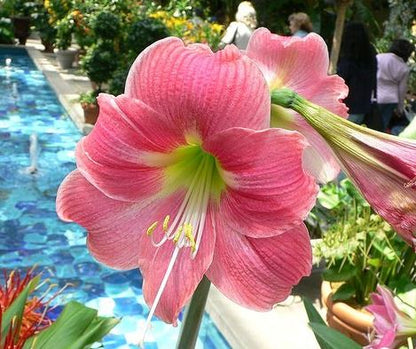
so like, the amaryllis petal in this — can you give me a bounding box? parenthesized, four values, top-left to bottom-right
(57, 170, 188, 269)
(334, 133, 416, 245)
(204, 127, 318, 237)
(365, 329, 395, 349)
(206, 221, 311, 310)
(367, 287, 399, 334)
(287, 116, 341, 184)
(76, 93, 185, 202)
(138, 212, 215, 324)
(126, 37, 270, 137)
(246, 28, 349, 182)
(272, 89, 416, 248)
(365, 286, 416, 349)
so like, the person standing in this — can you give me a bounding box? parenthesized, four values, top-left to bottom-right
(337, 22, 377, 125)
(376, 39, 414, 132)
(288, 12, 313, 38)
(219, 1, 257, 50)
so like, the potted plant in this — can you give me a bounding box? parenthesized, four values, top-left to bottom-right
(55, 13, 76, 69)
(79, 90, 99, 125)
(3, 0, 36, 45)
(32, 1, 57, 52)
(313, 179, 416, 346)
(81, 41, 118, 90)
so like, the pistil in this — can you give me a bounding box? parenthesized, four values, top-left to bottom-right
(139, 145, 222, 346)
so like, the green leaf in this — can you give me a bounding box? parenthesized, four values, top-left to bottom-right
(332, 283, 356, 302)
(309, 323, 362, 349)
(303, 297, 326, 325)
(317, 188, 341, 209)
(322, 263, 357, 282)
(303, 298, 332, 349)
(23, 301, 120, 349)
(366, 258, 381, 268)
(1, 275, 40, 345)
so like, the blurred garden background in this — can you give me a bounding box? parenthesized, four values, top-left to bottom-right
(1, 0, 416, 111)
(1, 1, 416, 348)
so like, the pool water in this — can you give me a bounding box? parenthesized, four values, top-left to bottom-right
(0, 47, 229, 349)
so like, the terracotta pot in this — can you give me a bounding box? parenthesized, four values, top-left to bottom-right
(321, 281, 374, 346)
(82, 103, 99, 125)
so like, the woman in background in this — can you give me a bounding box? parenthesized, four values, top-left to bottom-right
(376, 39, 414, 132)
(219, 1, 257, 50)
(337, 22, 377, 125)
(288, 12, 313, 38)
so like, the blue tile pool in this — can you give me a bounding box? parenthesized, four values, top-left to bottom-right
(0, 47, 230, 349)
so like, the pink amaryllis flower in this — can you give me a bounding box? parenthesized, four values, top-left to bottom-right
(245, 28, 416, 248)
(56, 37, 318, 332)
(365, 286, 416, 349)
(246, 28, 349, 183)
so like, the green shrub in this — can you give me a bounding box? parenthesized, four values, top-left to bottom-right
(0, 17, 14, 44)
(108, 66, 130, 96)
(81, 42, 119, 88)
(91, 11, 121, 40)
(55, 14, 74, 50)
(126, 18, 169, 61)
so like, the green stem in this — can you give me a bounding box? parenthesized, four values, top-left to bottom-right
(176, 276, 211, 349)
(401, 247, 416, 278)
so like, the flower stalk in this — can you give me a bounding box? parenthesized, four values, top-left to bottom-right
(176, 276, 211, 349)
(271, 88, 399, 161)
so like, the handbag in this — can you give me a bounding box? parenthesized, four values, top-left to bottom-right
(363, 81, 383, 131)
(363, 102, 383, 131)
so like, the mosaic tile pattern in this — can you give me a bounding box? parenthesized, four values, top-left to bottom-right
(0, 47, 230, 349)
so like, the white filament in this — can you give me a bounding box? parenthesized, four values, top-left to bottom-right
(138, 246, 180, 348)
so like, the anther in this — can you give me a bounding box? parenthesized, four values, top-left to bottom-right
(163, 215, 170, 232)
(185, 226, 196, 252)
(146, 221, 158, 236)
(173, 226, 183, 243)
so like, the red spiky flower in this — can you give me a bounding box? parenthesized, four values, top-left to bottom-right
(0, 268, 55, 348)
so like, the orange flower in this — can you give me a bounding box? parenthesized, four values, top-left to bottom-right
(0, 269, 53, 348)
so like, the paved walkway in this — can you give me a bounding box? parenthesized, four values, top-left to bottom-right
(23, 38, 324, 349)
(25, 38, 93, 134)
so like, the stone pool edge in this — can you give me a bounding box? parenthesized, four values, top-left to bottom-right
(25, 44, 94, 135)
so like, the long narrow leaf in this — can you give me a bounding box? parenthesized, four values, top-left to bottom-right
(23, 301, 119, 349)
(303, 297, 326, 325)
(309, 323, 362, 349)
(303, 297, 332, 349)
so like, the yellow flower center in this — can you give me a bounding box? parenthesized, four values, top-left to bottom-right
(144, 137, 225, 257)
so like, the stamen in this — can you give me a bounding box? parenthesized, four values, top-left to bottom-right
(146, 221, 158, 236)
(138, 247, 180, 348)
(173, 226, 183, 243)
(184, 223, 192, 237)
(185, 227, 196, 252)
(192, 156, 213, 258)
(139, 146, 224, 345)
(163, 215, 170, 231)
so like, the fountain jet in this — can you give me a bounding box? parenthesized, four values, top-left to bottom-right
(27, 133, 40, 174)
